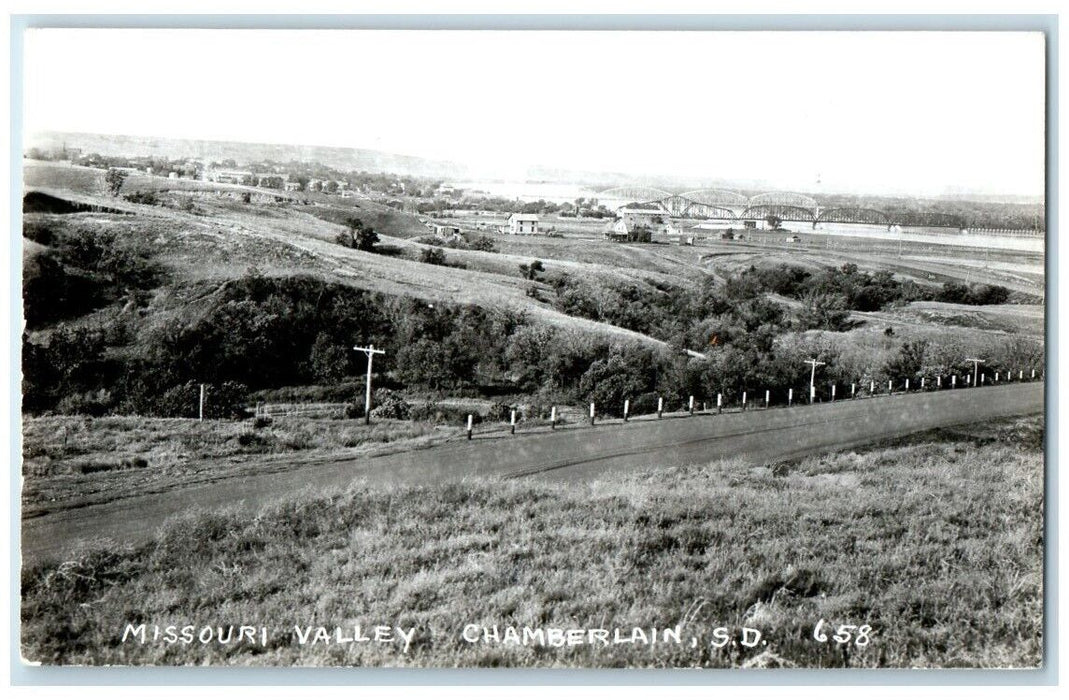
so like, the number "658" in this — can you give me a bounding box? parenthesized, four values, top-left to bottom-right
(813, 619, 873, 646)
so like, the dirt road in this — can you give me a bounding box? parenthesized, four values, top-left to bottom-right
(21, 383, 1043, 565)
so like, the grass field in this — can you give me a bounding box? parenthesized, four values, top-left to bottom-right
(21, 415, 1043, 668)
(20, 415, 454, 516)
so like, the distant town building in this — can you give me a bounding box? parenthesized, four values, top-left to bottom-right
(284, 181, 302, 192)
(506, 213, 540, 235)
(207, 169, 254, 184)
(617, 208, 664, 229)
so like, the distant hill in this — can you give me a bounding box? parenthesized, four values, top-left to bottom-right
(28, 131, 476, 180)
(27, 131, 756, 193)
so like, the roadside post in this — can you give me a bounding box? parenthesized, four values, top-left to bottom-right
(624, 399, 630, 422)
(938, 376, 942, 389)
(995, 372, 999, 383)
(742, 391, 747, 411)
(466, 414, 473, 440)
(831, 384, 836, 402)
(788, 388, 793, 407)
(688, 395, 694, 416)
(550, 406, 557, 430)
(765, 389, 770, 408)
(590, 402, 596, 426)
(198, 383, 206, 421)
(921, 377, 926, 390)
(870, 380, 875, 395)
(905, 378, 909, 391)
(717, 393, 722, 414)
(1019, 370, 1024, 380)
(1032, 369, 1036, 380)
(510, 409, 516, 435)
(952, 375, 957, 388)
(657, 397, 664, 419)
(805, 359, 825, 404)
(888, 379, 893, 394)
(981, 374, 986, 385)
(851, 383, 856, 399)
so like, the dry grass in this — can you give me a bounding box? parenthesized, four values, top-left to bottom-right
(21, 416, 1043, 668)
(21, 415, 448, 514)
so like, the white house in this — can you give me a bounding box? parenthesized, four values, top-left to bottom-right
(507, 213, 540, 235)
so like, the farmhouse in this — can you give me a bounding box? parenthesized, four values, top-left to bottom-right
(506, 213, 540, 235)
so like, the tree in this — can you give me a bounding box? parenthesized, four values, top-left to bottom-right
(345, 217, 379, 251)
(766, 214, 783, 230)
(105, 168, 127, 196)
(420, 247, 448, 266)
(518, 259, 545, 281)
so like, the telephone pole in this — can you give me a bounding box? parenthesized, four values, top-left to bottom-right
(354, 344, 386, 424)
(804, 359, 825, 404)
(965, 357, 984, 387)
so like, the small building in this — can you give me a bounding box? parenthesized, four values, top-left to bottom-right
(785, 235, 801, 243)
(432, 223, 462, 240)
(507, 213, 540, 235)
(284, 181, 302, 192)
(604, 219, 652, 243)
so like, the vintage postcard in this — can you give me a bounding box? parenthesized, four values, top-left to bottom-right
(17, 26, 1046, 670)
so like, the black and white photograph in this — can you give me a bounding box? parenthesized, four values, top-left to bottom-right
(14, 23, 1048, 671)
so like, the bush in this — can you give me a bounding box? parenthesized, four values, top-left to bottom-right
(486, 402, 514, 422)
(420, 247, 448, 266)
(55, 389, 114, 417)
(369, 389, 411, 420)
(155, 381, 249, 419)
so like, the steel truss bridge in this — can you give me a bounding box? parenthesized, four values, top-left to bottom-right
(598, 187, 968, 229)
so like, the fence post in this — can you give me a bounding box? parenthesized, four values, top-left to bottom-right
(1019, 370, 1023, 380)
(510, 409, 516, 435)
(952, 375, 957, 388)
(788, 388, 793, 406)
(1032, 369, 1036, 380)
(590, 402, 596, 426)
(995, 372, 999, 383)
(851, 383, 856, 399)
(981, 374, 986, 385)
(905, 378, 910, 391)
(831, 384, 836, 402)
(742, 391, 747, 411)
(870, 380, 875, 395)
(688, 395, 694, 416)
(717, 393, 723, 414)
(921, 377, 926, 390)
(765, 389, 770, 408)
(467, 414, 473, 440)
(938, 376, 942, 389)
(624, 399, 630, 422)
(657, 396, 663, 419)
(199, 383, 206, 421)
(551, 406, 557, 430)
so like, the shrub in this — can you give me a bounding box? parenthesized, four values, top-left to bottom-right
(486, 402, 514, 422)
(369, 389, 411, 420)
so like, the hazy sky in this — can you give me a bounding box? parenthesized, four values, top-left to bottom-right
(22, 29, 1046, 196)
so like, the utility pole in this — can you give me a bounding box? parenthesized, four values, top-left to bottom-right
(804, 359, 825, 404)
(965, 358, 984, 387)
(354, 344, 386, 424)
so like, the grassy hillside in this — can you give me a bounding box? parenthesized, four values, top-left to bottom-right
(21, 416, 1043, 668)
